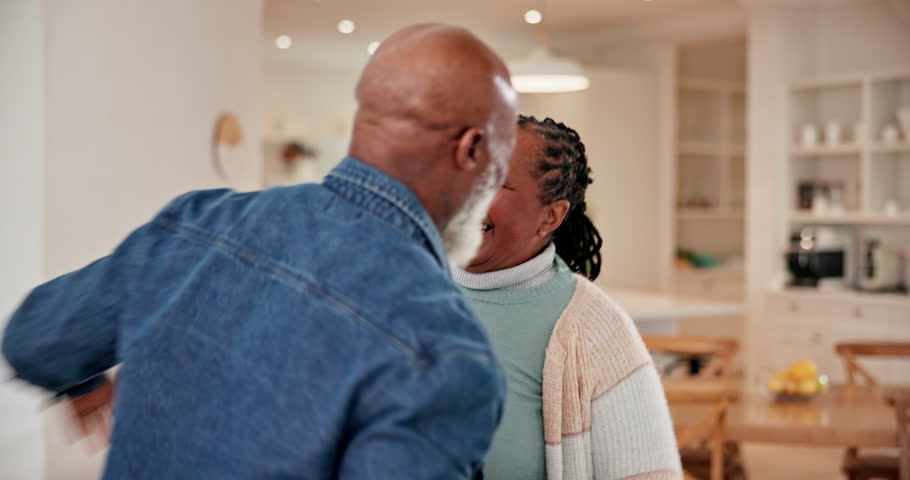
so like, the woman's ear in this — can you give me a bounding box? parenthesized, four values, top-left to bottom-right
(538, 200, 570, 237)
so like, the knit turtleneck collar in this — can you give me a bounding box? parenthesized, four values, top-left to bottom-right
(452, 243, 557, 290)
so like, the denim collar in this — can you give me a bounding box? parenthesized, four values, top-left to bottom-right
(323, 157, 449, 271)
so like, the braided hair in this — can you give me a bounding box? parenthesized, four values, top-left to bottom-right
(518, 114, 603, 281)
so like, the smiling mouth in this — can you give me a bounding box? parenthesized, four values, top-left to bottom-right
(482, 222, 493, 233)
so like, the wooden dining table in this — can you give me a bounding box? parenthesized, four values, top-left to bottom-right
(665, 380, 910, 448)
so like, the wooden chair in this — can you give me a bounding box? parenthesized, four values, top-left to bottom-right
(664, 380, 739, 480)
(835, 342, 910, 480)
(884, 391, 910, 480)
(644, 336, 745, 480)
(644, 336, 739, 379)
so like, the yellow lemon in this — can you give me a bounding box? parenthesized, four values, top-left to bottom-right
(798, 379, 818, 396)
(767, 377, 784, 393)
(788, 360, 818, 381)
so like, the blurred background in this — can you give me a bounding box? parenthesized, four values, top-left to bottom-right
(2, 0, 909, 479)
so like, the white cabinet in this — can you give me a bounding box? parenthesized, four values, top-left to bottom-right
(765, 291, 910, 384)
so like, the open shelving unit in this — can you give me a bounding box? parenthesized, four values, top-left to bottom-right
(676, 78, 746, 221)
(788, 69, 910, 224)
(670, 39, 749, 317)
(781, 68, 910, 318)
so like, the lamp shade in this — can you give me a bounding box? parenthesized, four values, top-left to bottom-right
(508, 46, 590, 94)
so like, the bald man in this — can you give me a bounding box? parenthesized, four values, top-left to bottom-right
(3, 24, 518, 479)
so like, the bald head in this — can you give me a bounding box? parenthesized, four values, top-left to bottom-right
(348, 23, 518, 234)
(355, 24, 512, 133)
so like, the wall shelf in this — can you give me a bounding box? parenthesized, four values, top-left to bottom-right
(679, 77, 745, 93)
(678, 142, 747, 156)
(788, 70, 910, 226)
(869, 143, 910, 154)
(791, 144, 862, 157)
(677, 208, 744, 221)
(679, 142, 722, 156)
(790, 211, 910, 226)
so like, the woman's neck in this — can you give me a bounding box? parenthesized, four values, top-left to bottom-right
(452, 243, 557, 290)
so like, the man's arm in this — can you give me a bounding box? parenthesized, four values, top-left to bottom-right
(338, 347, 506, 480)
(2, 221, 155, 398)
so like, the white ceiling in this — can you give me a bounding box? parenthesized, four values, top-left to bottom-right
(263, 0, 737, 69)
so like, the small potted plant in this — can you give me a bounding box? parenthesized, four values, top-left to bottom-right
(281, 141, 318, 172)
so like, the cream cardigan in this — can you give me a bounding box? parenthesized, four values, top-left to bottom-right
(542, 276, 683, 480)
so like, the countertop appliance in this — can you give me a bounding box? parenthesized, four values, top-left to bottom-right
(786, 227, 851, 288)
(858, 237, 906, 293)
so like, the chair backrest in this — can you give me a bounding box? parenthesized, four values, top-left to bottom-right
(834, 343, 910, 386)
(664, 380, 739, 480)
(884, 391, 910, 480)
(644, 336, 739, 379)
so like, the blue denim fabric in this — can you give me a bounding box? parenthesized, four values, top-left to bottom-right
(3, 157, 505, 479)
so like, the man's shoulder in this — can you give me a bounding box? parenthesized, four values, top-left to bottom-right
(148, 186, 318, 235)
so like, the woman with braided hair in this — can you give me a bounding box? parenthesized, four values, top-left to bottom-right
(454, 115, 681, 480)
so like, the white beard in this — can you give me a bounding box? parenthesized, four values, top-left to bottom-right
(442, 162, 500, 267)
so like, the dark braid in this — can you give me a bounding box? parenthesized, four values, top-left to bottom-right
(518, 114, 603, 281)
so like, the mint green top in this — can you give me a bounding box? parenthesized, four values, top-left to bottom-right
(459, 258, 577, 480)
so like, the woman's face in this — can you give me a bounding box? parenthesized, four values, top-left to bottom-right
(464, 128, 568, 273)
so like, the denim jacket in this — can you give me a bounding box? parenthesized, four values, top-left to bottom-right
(3, 157, 505, 479)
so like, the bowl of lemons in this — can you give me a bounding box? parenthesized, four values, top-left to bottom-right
(766, 360, 829, 401)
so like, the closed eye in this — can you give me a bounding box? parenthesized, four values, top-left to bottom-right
(501, 183, 516, 191)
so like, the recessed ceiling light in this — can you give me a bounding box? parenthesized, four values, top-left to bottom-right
(524, 9, 543, 24)
(275, 35, 292, 49)
(368, 41, 381, 55)
(337, 19, 355, 34)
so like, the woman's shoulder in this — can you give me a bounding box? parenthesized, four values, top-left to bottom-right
(551, 274, 652, 373)
(561, 274, 636, 331)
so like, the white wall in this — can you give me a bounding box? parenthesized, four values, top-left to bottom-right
(593, 44, 679, 292)
(813, 0, 910, 75)
(678, 38, 747, 82)
(43, 0, 264, 278)
(744, 6, 818, 385)
(261, 63, 359, 182)
(1, 2, 48, 478)
(520, 69, 660, 290)
(2, 1, 264, 478)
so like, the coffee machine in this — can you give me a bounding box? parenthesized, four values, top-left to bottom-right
(786, 227, 852, 289)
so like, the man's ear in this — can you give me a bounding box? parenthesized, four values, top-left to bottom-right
(539, 200, 571, 237)
(454, 127, 484, 172)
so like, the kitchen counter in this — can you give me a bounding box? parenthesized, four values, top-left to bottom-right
(769, 286, 910, 308)
(605, 288, 745, 322)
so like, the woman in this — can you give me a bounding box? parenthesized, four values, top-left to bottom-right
(454, 115, 682, 480)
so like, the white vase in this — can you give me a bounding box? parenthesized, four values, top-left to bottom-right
(825, 121, 842, 146)
(898, 107, 910, 142)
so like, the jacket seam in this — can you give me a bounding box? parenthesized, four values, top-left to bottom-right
(156, 216, 419, 357)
